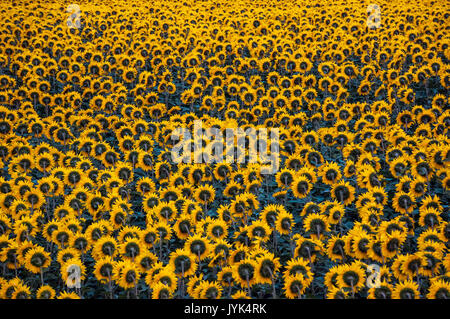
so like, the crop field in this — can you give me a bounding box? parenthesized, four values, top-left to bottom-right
(0, 0, 449, 299)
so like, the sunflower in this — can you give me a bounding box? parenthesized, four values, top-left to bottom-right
(56, 247, 81, 266)
(412, 160, 432, 182)
(56, 291, 81, 299)
(329, 203, 347, 225)
(291, 175, 311, 199)
(24, 246, 51, 274)
(284, 155, 302, 172)
(14, 224, 31, 244)
(381, 230, 407, 260)
(119, 237, 142, 261)
(154, 268, 178, 293)
(327, 236, 347, 262)
(392, 280, 420, 299)
(194, 184, 216, 205)
(35, 153, 54, 173)
(151, 282, 172, 299)
(417, 228, 442, 250)
(282, 257, 314, 287)
(185, 234, 212, 261)
(93, 256, 115, 283)
(154, 201, 177, 222)
(438, 221, 450, 243)
(367, 281, 394, 299)
(247, 220, 271, 242)
(99, 147, 120, 168)
(294, 237, 323, 263)
(10, 154, 34, 173)
(69, 232, 90, 254)
(275, 168, 295, 189)
(171, 214, 193, 240)
(396, 110, 414, 128)
(418, 236, 446, 258)
(303, 213, 329, 240)
(255, 252, 281, 285)
(230, 192, 259, 222)
(114, 260, 140, 290)
(337, 263, 366, 292)
(41, 219, 59, 242)
(320, 162, 342, 185)
(208, 238, 232, 265)
(420, 195, 443, 215)
(284, 274, 308, 299)
(153, 161, 171, 181)
(274, 211, 294, 236)
(401, 254, 424, 279)
(169, 249, 197, 277)
(15, 240, 35, 265)
(86, 221, 112, 243)
(85, 191, 105, 218)
(232, 258, 258, 289)
(410, 179, 427, 198)
(0, 214, 12, 236)
(142, 192, 160, 216)
(330, 180, 355, 206)
(231, 290, 251, 299)
(215, 205, 233, 225)
(419, 208, 442, 229)
(302, 131, 320, 147)
(206, 219, 228, 241)
(197, 281, 223, 299)
(184, 273, 204, 297)
(427, 280, 450, 299)
(392, 192, 416, 214)
(351, 232, 373, 260)
(223, 181, 237, 197)
(11, 284, 31, 299)
(0, 278, 21, 299)
(326, 286, 348, 299)
(61, 258, 86, 287)
(36, 285, 56, 299)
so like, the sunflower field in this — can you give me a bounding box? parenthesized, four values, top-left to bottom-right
(0, 0, 449, 300)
